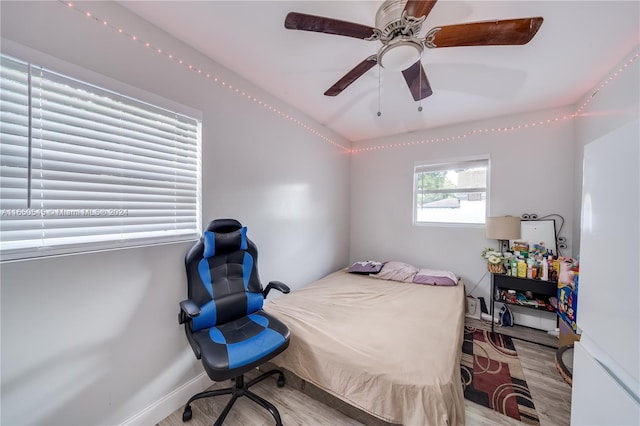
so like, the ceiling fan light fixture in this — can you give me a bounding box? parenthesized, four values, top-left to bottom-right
(284, 2, 545, 102)
(378, 38, 423, 71)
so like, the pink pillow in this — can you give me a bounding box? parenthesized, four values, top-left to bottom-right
(412, 268, 458, 286)
(371, 261, 418, 283)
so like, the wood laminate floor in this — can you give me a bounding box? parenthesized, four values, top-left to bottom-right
(159, 318, 572, 426)
(464, 318, 572, 426)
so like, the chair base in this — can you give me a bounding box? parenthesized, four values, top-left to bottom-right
(182, 369, 286, 426)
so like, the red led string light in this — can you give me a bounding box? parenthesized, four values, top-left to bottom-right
(573, 52, 640, 117)
(351, 115, 575, 153)
(61, 1, 349, 152)
(61, 1, 637, 156)
(351, 51, 639, 154)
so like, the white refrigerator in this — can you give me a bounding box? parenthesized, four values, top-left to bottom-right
(571, 119, 640, 425)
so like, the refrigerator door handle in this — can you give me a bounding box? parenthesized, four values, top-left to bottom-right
(580, 335, 640, 404)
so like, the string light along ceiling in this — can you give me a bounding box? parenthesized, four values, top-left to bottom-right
(60, 1, 638, 154)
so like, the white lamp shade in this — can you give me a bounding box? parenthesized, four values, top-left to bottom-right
(486, 216, 521, 240)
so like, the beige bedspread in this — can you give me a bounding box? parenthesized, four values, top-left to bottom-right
(264, 269, 466, 426)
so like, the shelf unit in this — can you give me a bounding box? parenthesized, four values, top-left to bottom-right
(490, 273, 558, 347)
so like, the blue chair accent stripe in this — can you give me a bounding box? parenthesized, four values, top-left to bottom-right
(239, 227, 248, 250)
(202, 231, 217, 258)
(242, 252, 253, 289)
(226, 327, 286, 369)
(192, 300, 217, 332)
(246, 292, 264, 315)
(249, 313, 268, 327)
(197, 258, 214, 298)
(208, 327, 227, 344)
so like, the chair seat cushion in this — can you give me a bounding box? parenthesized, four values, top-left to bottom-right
(193, 310, 290, 381)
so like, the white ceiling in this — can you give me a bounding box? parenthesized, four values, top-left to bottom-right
(118, 1, 640, 142)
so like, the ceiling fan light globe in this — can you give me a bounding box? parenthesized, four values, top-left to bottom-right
(378, 39, 423, 71)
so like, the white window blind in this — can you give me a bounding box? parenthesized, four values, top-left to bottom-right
(0, 54, 201, 261)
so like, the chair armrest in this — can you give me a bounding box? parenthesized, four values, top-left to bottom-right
(263, 281, 290, 298)
(178, 299, 200, 324)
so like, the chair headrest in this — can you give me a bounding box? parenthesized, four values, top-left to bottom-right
(203, 227, 248, 258)
(205, 218, 242, 233)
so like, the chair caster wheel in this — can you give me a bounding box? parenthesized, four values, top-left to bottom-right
(182, 406, 192, 422)
(277, 376, 285, 387)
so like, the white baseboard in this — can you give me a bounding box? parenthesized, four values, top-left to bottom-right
(119, 372, 211, 426)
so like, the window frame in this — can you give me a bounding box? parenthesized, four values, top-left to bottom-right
(0, 50, 202, 262)
(412, 156, 490, 227)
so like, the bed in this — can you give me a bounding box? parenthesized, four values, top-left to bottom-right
(263, 264, 466, 425)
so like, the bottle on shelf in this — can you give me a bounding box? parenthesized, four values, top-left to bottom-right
(541, 258, 549, 281)
(549, 255, 559, 281)
(510, 258, 518, 277)
(517, 259, 527, 278)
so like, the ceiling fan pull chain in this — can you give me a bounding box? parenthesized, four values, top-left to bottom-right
(377, 66, 382, 117)
(418, 67, 423, 112)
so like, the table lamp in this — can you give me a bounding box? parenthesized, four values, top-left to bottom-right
(486, 216, 521, 253)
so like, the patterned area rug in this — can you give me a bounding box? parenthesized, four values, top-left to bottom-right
(461, 327, 540, 424)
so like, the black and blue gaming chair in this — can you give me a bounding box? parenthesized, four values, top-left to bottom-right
(178, 219, 291, 426)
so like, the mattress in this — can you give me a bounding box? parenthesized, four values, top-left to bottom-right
(264, 269, 466, 425)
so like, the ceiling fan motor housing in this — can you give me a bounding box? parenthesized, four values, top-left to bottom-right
(375, 0, 423, 40)
(375, 0, 425, 70)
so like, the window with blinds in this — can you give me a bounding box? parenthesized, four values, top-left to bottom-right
(413, 158, 489, 225)
(0, 54, 201, 261)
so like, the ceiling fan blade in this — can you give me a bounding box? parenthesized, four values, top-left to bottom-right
(285, 12, 377, 40)
(325, 56, 377, 97)
(404, 0, 438, 19)
(426, 17, 543, 48)
(402, 61, 433, 101)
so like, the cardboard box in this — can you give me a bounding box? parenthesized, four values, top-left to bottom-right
(559, 318, 581, 347)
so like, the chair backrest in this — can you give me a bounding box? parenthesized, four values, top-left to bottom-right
(185, 219, 264, 332)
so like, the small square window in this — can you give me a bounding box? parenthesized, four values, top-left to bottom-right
(413, 158, 489, 225)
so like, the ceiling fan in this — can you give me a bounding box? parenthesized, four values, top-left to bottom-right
(284, 0, 543, 102)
